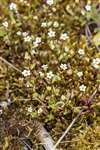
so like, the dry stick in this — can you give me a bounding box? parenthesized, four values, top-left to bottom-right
(34, 121, 57, 150)
(21, 139, 32, 150)
(54, 89, 97, 149)
(85, 23, 100, 51)
(87, 89, 97, 104)
(0, 56, 22, 73)
(53, 109, 83, 149)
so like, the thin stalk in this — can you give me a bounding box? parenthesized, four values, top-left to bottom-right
(53, 109, 83, 149)
(0, 56, 21, 73)
(34, 121, 57, 150)
(54, 89, 97, 149)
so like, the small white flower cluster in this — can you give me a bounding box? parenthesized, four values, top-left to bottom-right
(78, 48, 85, 55)
(60, 63, 68, 70)
(33, 37, 41, 47)
(22, 69, 31, 77)
(60, 33, 69, 40)
(92, 58, 100, 69)
(79, 84, 86, 92)
(85, 4, 91, 11)
(2, 21, 8, 28)
(41, 21, 52, 28)
(46, 0, 54, 6)
(47, 71, 54, 79)
(77, 71, 83, 78)
(9, 2, 17, 11)
(48, 29, 55, 38)
(22, 32, 32, 42)
(41, 21, 59, 28)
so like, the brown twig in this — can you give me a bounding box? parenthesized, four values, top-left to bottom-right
(54, 89, 97, 149)
(34, 121, 57, 150)
(0, 56, 21, 73)
(53, 109, 83, 149)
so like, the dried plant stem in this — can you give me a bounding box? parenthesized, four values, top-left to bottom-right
(87, 89, 97, 104)
(54, 89, 97, 149)
(0, 56, 21, 73)
(54, 109, 83, 149)
(34, 121, 56, 150)
(21, 139, 32, 150)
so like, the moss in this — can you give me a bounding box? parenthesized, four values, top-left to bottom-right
(0, 0, 100, 149)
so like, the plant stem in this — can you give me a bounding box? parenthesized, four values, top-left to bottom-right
(0, 56, 21, 73)
(54, 109, 83, 149)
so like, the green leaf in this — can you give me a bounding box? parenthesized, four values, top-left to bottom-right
(93, 32, 100, 47)
(31, 111, 38, 118)
(0, 27, 6, 37)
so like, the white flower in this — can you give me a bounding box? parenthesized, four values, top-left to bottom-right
(47, 71, 54, 79)
(0, 101, 8, 108)
(31, 49, 37, 55)
(79, 84, 86, 92)
(2, 21, 8, 28)
(33, 37, 41, 47)
(42, 64, 48, 70)
(41, 22, 47, 27)
(33, 41, 39, 48)
(27, 106, 33, 113)
(92, 58, 100, 69)
(47, 21, 52, 27)
(39, 71, 44, 77)
(22, 32, 29, 37)
(35, 37, 41, 44)
(61, 95, 66, 100)
(64, 46, 69, 52)
(33, 16, 38, 20)
(9, 2, 17, 11)
(26, 82, 30, 87)
(46, 0, 54, 6)
(22, 70, 31, 77)
(48, 29, 55, 37)
(38, 107, 43, 114)
(60, 33, 69, 40)
(53, 21, 59, 28)
(78, 48, 85, 55)
(77, 71, 83, 77)
(60, 63, 68, 70)
(85, 5, 91, 11)
(24, 35, 32, 42)
(16, 31, 21, 36)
